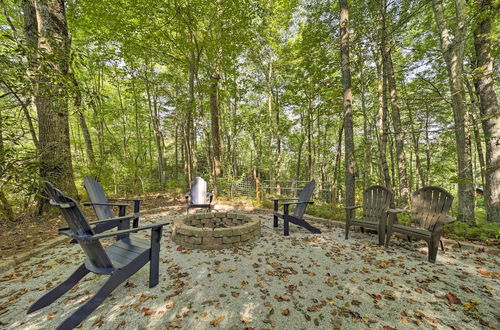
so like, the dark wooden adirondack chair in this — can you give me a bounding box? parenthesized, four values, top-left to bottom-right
(27, 182, 169, 330)
(385, 186, 456, 263)
(273, 180, 321, 236)
(345, 185, 392, 245)
(83, 176, 141, 228)
(185, 177, 214, 214)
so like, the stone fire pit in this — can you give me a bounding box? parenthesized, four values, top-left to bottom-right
(171, 212, 260, 249)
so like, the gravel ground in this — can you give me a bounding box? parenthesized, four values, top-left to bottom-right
(0, 205, 499, 330)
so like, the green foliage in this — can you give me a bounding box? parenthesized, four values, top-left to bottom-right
(445, 221, 500, 243)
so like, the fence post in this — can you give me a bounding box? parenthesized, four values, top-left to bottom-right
(255, 176, 261, 203)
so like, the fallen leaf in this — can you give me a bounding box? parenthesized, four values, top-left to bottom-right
(169, 321, 181, 328)
(210, 316, 225, 326)
(282, 309, 290, 316)
(46, 311, 58, 320)
(446, 293, 461, 304)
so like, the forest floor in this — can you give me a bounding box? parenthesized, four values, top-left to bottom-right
(0, 204, 499, 329)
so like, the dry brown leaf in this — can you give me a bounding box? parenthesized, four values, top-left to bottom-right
(210, 316, 225, 326)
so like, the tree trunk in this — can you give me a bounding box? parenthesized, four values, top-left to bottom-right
(376, 50, 392, 189)
(432, 0, 475, 222)
(70, 72, 96, 171)
(465, 78, 486, 188)
(23, 0, 77, 202)
(340, 0, 355, 208)
(380, 6, 409, 201)
(0, 108, 15, 221)
(210, 71, 222, 179)
(472, 0, 500, 221)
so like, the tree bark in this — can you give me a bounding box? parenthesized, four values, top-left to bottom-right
(210, 71, 222, 179)
(380, 5, 409, 201)
(70, 72, 96, 170)
(376, 50, 392, 189)
(465, 78, 486, 188)
(472, 0, 500, 221)
(340, 0, 355, 208)
(432, 0, 475, 222)
(23, 0, 78, 201)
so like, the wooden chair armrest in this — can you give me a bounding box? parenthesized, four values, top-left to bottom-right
(387, 208, 411, 214)
(271, 198, 300, 201)
(108, 198, 143, 202)
(58, 215, 138, 233)
(345, 205, 362, 210)
(83, 202, 129, 207)
(90, 222, 171, 240)
(436, 216, 456, 226)
(280, 201, 314, 206)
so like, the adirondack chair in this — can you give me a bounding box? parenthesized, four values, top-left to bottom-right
(385, 186, 456, 263)
(185, 177, 213, 214)
(27, 182, 169, 330)
(273, 180, 321, 236)
(83, 176, 141, 229)
(345, 185, 392, 245)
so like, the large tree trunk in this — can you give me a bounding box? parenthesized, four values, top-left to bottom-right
(340, 0, 355, 208)
(432, 0, 475, 222)
(23, 0, 77, 202)
(473, 0, 500, 221)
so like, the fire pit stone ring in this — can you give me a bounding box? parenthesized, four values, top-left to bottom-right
(171, 212, 260, 249)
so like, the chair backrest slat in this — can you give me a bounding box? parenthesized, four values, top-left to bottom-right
(44, 182, 114, 272)
(83, 176, 114, 220)
(191, 177, 208, 205)
(362, 185, 392, 222)
(411, 186, 453, 230)
(293, 180, 315, 218)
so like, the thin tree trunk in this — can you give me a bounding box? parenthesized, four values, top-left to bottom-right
(340, 0, 355, 208)
(70, 72, 96, 170)
(0, 108, 15, 220)
(376, 51, 391, 189)
(472, 0, 500, 221)
(210, 71, 222, 179)
(465, 78, 486, 188)
(380, 5, 409, 201)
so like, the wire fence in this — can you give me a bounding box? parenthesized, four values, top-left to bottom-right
(231, 179, 334, 203)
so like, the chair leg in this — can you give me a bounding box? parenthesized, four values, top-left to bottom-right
(377, 228, 384, 246)
(428, 238, 440, 263)
(273, 200, 279, 228)
(284, 218, 289, 236)
(28, 264, 89, 314)
(440, 240, 445, 251)
(345, 224, 349, 240)
(385, 229, 393, 248)
(56, 257, 147, 330)
(283, 204, 290, 236)
(149, 227, 162, 288)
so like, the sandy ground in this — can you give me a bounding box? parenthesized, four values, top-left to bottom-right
(0, 205, 499, 330)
